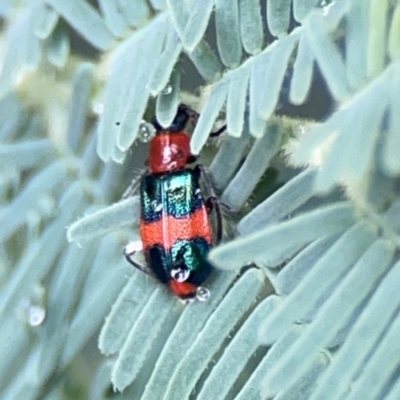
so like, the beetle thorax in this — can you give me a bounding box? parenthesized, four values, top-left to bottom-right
(148, 131, 192, 173)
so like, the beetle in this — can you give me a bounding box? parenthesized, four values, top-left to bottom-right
(124, 105, 225, 301)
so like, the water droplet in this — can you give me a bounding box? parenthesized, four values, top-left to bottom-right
(317, 0, 334, 12)
(196, 287, 210, 301)
(124, 240, 143, 254)
(161, 84, 172, 95)
(17, 299, 46, 326)
(28, 306, 46, 326)
(138, 121, 156, 143)
(171, 268, 190, 282)
(17, 285, 46, 326)
(92, 102, 104, 115)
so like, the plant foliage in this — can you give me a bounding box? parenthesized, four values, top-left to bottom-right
(1, 0, 400, 399)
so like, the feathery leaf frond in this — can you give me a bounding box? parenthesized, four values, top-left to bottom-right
(2, 0, 400, 398)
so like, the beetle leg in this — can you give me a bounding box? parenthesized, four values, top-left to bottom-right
(205, 197, 223, 245)
(178, 103, 226, 138)
(123, 240, 152, 275)
(194, 164, 215, 192)
(209, 124, 226, 138)
(195, 165, 223, 245)
(121, 170, 147, 199)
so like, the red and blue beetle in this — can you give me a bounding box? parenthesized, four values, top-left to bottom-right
(124, 105, 224, 301)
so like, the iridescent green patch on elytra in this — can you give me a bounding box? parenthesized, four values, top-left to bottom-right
(146, 237, 212, 285)
(140, 169, 204, 222)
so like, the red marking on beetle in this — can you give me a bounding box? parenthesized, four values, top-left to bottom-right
(140, 206, 212, 250)
(169, 280, 198, 297)
(148, 131, 192, 173)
